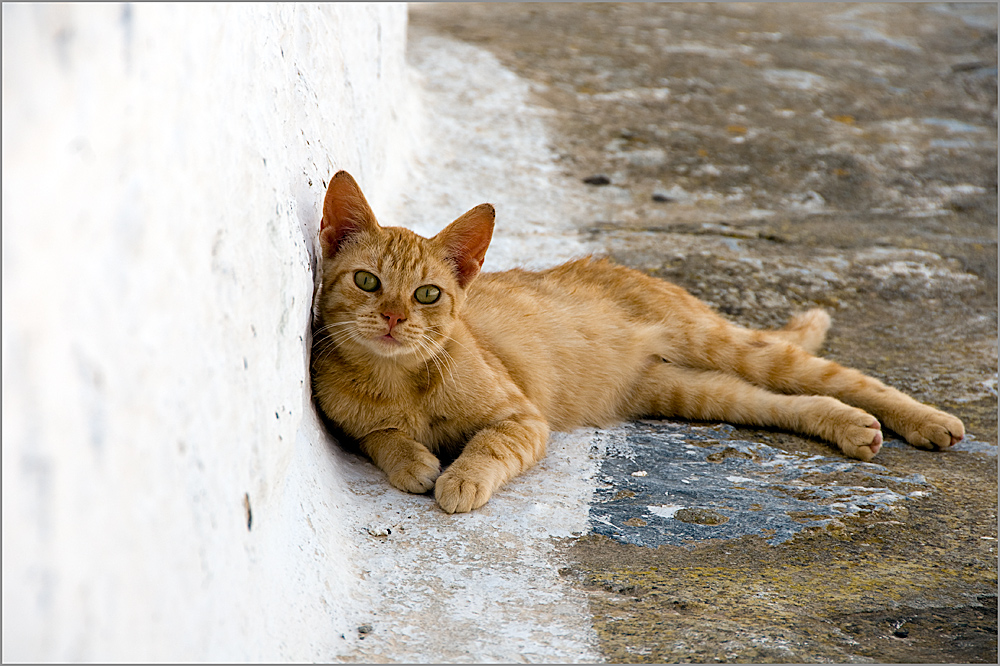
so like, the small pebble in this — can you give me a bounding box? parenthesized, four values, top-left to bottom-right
(652, 192, 675, 203)
(583, 174, 611, 185)
(366, 524, 392, 537)
(358, 624, 374, 636)
(952, 61, 988, 72)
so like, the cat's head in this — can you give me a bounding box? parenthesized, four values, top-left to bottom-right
(315, 170, 494, 361)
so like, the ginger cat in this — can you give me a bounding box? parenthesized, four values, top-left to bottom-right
(311, 171, 965, 514)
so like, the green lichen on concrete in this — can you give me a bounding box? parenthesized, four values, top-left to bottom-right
(565, 482, 997, 663)
(562, 443, 997, 662)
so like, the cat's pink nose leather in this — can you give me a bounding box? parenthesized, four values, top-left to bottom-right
(383, 311, 406, 331)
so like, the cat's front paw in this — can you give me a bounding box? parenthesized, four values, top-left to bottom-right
(900, 408, 964, 451)
(434, 465, 498, 514)
(387, 451, 441, 494)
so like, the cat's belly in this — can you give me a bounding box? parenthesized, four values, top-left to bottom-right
(461, 315, 664, 431)
(463, 263, 682, 430)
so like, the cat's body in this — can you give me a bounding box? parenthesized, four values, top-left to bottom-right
(312, 171, 965, 513)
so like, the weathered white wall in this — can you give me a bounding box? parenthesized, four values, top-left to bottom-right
(2, 3, 417, 660)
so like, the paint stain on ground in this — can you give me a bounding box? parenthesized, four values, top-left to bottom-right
(590, 420, 932, 548)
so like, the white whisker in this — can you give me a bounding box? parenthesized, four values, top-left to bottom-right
(313, 324, 365, 362)
(416, 333, 455, 386)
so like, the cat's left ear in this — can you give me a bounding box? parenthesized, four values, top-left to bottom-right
(320, 171, 379, 258)
(434, 203, 495, 287)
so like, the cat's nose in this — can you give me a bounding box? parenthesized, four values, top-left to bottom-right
(382, 311, 407, 331)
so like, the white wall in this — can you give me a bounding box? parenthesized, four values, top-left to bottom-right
(2, 3, 416, 660)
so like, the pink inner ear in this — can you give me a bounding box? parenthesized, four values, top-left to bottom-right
(437, 203, 495, 287)
(319, 224, 341, 257)
(453, 255, 485, 287)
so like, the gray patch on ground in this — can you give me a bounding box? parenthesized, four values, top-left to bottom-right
(589, 420, 934, 547)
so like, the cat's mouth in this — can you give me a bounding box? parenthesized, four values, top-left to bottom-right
(370, 331, 411, 356)
(353, 325, 422, 358)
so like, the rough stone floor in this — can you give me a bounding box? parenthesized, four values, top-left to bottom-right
(339, 4, 997, 663)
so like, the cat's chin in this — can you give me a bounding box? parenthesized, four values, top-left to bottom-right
(365, 334, 419, 359)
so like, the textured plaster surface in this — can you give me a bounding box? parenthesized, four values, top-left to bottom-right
(2, 4, 415, 661)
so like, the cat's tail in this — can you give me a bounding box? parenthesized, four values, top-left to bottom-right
(770, 308, 831, 354)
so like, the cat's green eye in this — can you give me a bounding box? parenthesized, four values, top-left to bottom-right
(354, 270, 381, 293)
(414, 285, 441, 304)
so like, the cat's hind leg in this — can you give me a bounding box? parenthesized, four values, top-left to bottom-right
(672, 321, 964, 452)
(630, 362, 885, 460)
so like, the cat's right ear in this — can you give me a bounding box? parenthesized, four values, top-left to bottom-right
(320, 171, 378, 258)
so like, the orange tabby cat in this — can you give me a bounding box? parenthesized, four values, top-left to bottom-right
(311, 171, 965, 514)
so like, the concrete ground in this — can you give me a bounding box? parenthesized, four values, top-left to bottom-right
(337, 3, 996, 662)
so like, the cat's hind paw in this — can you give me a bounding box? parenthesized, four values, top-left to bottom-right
(902, 409, 964, 451)
(837, 417, 884, 462)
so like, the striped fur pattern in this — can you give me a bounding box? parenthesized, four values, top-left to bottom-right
(312, 172, 964, 514)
